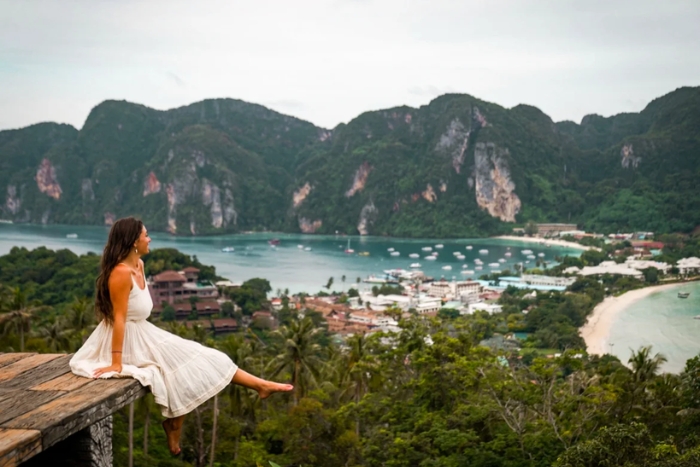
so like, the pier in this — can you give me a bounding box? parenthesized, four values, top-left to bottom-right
(0, 353, 146, 466)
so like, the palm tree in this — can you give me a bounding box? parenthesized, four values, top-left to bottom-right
(268, 316, 323, 405)
(0, 287, 43, 352)
(37, 317, 70, 352)
(66, 297, 95, 350)
(341, 275, 346, 293)
(629, 345, 668, 384)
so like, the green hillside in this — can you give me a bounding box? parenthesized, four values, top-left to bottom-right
(1, 87, 698, 236)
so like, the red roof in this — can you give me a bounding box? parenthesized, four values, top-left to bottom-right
(153, 271, 186, 283)
(195, 301, 220, 311)
(182, 266, 200, 273)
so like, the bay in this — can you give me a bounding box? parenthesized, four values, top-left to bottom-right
(0, 223, 581, 294)
(607, 282, 700, 374)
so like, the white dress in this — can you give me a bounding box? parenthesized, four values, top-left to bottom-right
(70, 276, 238, 418)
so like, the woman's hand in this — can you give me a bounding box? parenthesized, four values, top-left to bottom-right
(93, 363, 123, 378)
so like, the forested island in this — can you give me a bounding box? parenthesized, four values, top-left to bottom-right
(1, 87, 699, 238)
(1, 245, 700, 466)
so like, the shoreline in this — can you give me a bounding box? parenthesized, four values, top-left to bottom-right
(492, 235, 593, 251)
(580, 282, 688, 356)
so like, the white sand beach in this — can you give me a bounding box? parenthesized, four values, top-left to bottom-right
(493, 235, 594, 251)
(580, 283, 686, 355)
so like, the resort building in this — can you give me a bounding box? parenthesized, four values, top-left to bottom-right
(677, 257, 700, 275)
(569, 261, 644, 279)
(149, 268, 218, 305)
(536, 223, 578, 237)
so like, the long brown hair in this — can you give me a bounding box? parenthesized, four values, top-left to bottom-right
(95, 217, 143, 324)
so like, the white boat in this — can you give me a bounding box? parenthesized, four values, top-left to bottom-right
(491, 269, 501, 274)
(435, 244, 444, 249)
(538, 253, 545, 257)
(304, 247, 312, 251)
(461, 270, 475, 275)
(456, 254, 466, 260)
(409, 253, 420, 258)
(222, 246, 235, 252)
(388, 247, 395, 252)
(410, 263, 422, 268)
(297, 244, 304, 249)
(422, 246, 433, 252)
(498, 258, 506, 263)
(505, 252, 512, 257)
(522, 249, 533, 255)
(344, 239, 354, 254)
(474, 259, 483, 265)
(475, 266, 483, 270)
(442, 265, 452, 270)
(453, 251, 461, 256)
(527, 255, 536, 260)
(466, 245, 473, 250)
(66, 233, 78, 239)
(390, 251, 400, 256)
(425, 255, 437, 261)
(489, 263, 500, 268)
(479, 249, 489, 254)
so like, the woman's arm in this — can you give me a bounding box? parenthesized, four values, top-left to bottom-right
(93, 265, 131, 377)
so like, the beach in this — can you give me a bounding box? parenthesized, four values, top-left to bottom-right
(580, 283, 687, 356)
(493, 235, 594, 251)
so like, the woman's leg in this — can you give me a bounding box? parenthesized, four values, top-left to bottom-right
(231, 369, 294, 399)
(162, 415, 185, 455)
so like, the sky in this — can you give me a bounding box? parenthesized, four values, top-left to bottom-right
(1, 0, 699, 131)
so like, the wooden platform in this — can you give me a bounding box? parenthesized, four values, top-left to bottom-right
(0, 353, 147, 467)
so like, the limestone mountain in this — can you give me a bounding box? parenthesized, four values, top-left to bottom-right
(1, 87, 698, 236)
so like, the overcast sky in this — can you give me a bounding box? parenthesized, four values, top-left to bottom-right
(1, 0, 699, 131)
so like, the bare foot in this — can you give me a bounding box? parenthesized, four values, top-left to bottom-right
(258, 381, 294, 399)
(162, 419, 182, 455)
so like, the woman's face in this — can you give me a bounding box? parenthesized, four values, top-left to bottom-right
(134, 226, 151, 255)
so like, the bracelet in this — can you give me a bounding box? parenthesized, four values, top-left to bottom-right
(111, 350, 122, 353)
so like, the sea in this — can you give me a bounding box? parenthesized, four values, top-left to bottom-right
(1, 223, 697, 372)
(0, 223, 579, 294)
(607, 282, 700, 374)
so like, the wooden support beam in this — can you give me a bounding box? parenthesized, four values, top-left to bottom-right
(20, 416, 113, 467)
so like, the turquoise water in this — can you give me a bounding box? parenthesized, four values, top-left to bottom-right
(0, 224, 581, 294)
(607, 283, 700, 374)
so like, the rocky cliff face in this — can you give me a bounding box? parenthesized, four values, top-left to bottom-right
(35, 158, 62, 200)
(473, 142, 521, 222)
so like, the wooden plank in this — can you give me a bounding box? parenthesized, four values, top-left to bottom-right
(0, 354, 64, 383)
(30, 372, 93, 392)
(0, 428, 42, 467)
(0, 354, 36, 370)
(0, 390, 66, 425)
(0, 355, 72, 390)
(2, 378, 146, 449)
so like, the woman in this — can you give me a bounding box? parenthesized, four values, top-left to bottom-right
(70, 217, 292, 455)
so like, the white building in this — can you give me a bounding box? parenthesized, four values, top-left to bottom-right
(577, 261, 644, 279)
(624, 259, 670, 274)
(415, 297, 442, 315)
(466, 302, 503, 315)
(428, 280, 481, 299)
(428, 281, 452, 298)
(520, 274, 576, 288)
(348, 311, 399, 330)
(677, 257, 700, 275)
